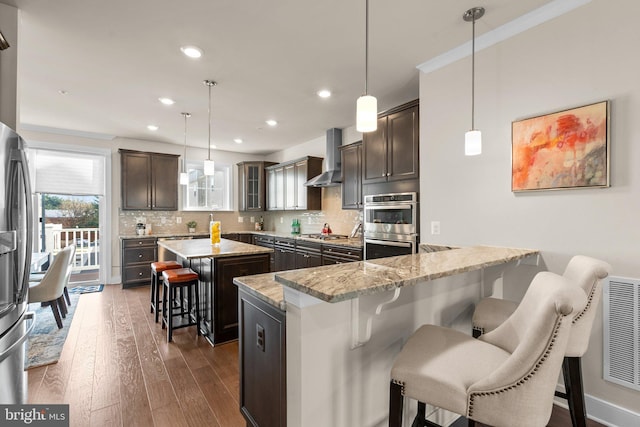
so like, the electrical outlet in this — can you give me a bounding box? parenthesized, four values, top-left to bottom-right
(431, 221, 441, 235)
(238, 216, 244, 223)
(280, 217, 284, 224)
(250, 216, 255, 223)
(176, 217, 182, 224)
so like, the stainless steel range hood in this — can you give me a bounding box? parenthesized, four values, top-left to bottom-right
(305, 128, 343, 187)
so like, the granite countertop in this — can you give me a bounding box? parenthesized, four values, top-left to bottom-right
(157, 238, 273, 260)
(233, 273, 286, 311)
(273, 245, 539, 303)
(120, 232, 210, 239)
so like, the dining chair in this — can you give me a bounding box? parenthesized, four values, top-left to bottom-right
(28, 245, 74, 329)
(389, 271, 587, 427)
(471, 255, 611, 427)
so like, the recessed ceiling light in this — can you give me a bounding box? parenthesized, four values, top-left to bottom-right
(317, 89, 331, 98)
(58, 90, 69, 95)
(180, 45, 203, 59)
(266, 120, 278, 127)
(158, 97, 175, 105)
(147, 125, 159, 131)
(233, 138, 243, 144)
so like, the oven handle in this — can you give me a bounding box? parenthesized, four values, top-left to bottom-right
(364, 204, 414, 211)
(365, 239, 413, 248)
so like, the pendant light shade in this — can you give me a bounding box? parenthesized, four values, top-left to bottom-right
(203, 80, 217, 176)
(180, 112, 191, 185)
(464, 7, 484, 156)
(356, 0, 377, 133)
(357, 95, 377, 132)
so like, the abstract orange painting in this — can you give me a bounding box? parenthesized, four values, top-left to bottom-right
(512, 101, 610, 192)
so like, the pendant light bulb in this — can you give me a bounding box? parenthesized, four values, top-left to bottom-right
(180, 112, 191, 185)
(203, 80, 217, 176)
(356, 0, 377, 133)
(464, 7, 484, 156)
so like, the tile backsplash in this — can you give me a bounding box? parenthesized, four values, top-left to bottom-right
(118, 187, 362, 237)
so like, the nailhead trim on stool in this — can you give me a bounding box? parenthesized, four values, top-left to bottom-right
(150, 260, 182, 323)
(161, 268, 201, 342)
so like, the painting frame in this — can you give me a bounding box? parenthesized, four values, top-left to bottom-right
(511, 100, 610, 192)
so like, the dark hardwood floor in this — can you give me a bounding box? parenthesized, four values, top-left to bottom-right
(27, 284, 604, 427)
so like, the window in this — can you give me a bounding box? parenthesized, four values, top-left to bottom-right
(183, 161, 232, 211)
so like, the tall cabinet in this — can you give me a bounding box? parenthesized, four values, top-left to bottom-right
(362, 100, 419, 184)
(238, 161, 275, 211)
(339, 141, 362, 210)
(120, 149, 179, 210)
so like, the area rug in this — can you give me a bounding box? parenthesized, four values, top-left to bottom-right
(25, 292, 80, 369)
(68, 284, 104, 294)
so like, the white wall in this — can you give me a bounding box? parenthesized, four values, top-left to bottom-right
(420, 0, 640, 415)
(0, 3, 18, 128)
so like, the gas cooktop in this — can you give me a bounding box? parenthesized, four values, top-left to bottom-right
(301, 234, 349, 240)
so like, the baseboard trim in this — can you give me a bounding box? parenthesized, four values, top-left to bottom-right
(555, 386, 640, 427)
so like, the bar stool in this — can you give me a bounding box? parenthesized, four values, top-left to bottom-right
(161, 267, 200, 342)
(150, 261, 182, 323)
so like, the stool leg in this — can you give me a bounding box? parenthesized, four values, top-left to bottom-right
(161, 279, 168, 330)
(193, 280, 200, 336)
(563, 356, 587, 427)
(167, 282, 174, 342)
(150, 271, 156, 314)
(412, 402, 426, 427)
(389, 381, 404, 427)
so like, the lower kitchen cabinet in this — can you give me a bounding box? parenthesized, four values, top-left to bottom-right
(294, 240, 322, 269)
(190, 253, 271, 344)
(253, 235, 275, 272)
(274, 238, 296, 272)
(322, 244, 362, 265)
(239, 289, 286, 427)
(121, 237, 157, 288)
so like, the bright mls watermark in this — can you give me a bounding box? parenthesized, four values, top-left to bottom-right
(1, 405, 69, 426)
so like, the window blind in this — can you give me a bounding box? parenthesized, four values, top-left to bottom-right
(33, 149, 105, 196)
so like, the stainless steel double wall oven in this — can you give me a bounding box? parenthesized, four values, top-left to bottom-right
(363, 192, 418, 260)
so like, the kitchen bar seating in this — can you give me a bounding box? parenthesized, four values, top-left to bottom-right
(389, 271, 587, 427)
(161, 267, 201, 342)
(471, 256, 611, 427)
(150, 260, 182, 323)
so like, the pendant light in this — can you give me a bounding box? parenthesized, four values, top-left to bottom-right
(203, 80, 217, 175)
(464, 7, 484, 156)
(356, 0, 377, 133)
(179, 112, 191, 185)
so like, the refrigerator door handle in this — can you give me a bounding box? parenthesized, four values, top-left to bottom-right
(10, 147, 33, 304)
(0, 312, 36, 364)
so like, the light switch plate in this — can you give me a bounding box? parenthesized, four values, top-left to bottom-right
(176, 217, 182, 224)
(238, 216, 244, 223)
(431, 221, 440, 235)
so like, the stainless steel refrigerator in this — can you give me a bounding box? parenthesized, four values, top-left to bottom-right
(0, 121, 35, 404)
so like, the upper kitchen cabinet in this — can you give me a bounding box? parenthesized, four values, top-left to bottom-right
(362, 99, 419, 184)
(339, 141, 362, 210)
(238, 161, 275, 212)
(120, 149, 179, 210)
(267, 157, 322, 211)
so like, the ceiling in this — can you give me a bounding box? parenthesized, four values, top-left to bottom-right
(1, 0, 552, 154)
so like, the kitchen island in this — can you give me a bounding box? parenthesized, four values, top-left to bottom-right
(158, 238, 273, 345)
(234, 245, 539, 427)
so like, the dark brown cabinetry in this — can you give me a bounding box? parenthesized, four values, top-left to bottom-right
(121, 237, 157, 288)
(274, 238, 296, 272)
(294, 240, 322, 269)
(238, 161, 275, 212)
(322, 244, 363, 265)
(222, 233, 253, 244)
(339, 142, 362, 210)
(191, 253, 271, 345)
(253, 235, 275, 272)
(266, 157, 323, 211)
(120, 149, 179, 210)
(362, 100, 419, 184)
(239, 289, 286, 427)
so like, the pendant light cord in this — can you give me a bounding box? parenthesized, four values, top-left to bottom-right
(471, 13, 476, 130)
(364, 0, 369, 96)
(182, 112, 190, 173)
(208, 83, 212, 161)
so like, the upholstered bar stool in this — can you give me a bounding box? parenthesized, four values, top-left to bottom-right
(471, 255, 610, 427)
(389, 271, 587, 427)
(161, 267, 200, 342)
(150, 260, 182, 323)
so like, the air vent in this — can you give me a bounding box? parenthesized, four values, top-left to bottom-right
(604, 276, 640, 391)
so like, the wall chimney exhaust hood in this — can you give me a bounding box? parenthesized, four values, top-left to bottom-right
(305, 128, 343, 187)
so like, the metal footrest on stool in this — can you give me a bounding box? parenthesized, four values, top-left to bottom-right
(150, 260, 182, 323)
(161, 267, 201, 342)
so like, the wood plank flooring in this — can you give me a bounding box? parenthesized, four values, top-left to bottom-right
(27, 284, 604, 427)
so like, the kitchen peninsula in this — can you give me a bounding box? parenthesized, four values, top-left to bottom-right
(158, 238, 272, 345)
(234, 245, 539, 427)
